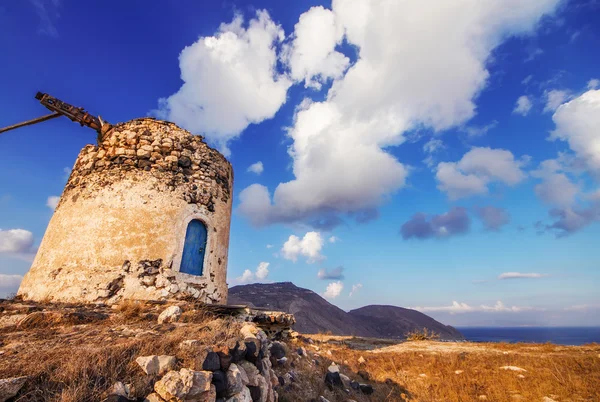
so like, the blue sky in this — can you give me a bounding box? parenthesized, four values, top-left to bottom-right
(1, 0, 599, 326)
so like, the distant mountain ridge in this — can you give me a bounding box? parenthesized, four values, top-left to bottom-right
(228, 282, 463, 340)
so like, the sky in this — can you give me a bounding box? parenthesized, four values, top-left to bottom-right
(0, 0, 599, 327)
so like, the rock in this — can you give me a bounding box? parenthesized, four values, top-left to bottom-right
(111, 381, 130, 397)
(157, 305, 182, 324)
(218, 351, 232, 371)
(203, 351, 221, 371)
(359, 383, 374, 395)
(455, 370, 464, 375)
(154, 369, 212, 401)
(212, 370, 228, 397)
(327, 363, 340, 373)
(239, 361, 260, 387)
(158, 355, 178, 375)
(225, 386, 252, 402)
(240, 323, 258, 339)
(358, 356, 366, 365)
(517, 374, 526, 379)
(339, 373, 351, 386)
(0, 376, 28, 402)
(143, 393, 164, 402)
(276, 357, 287, 366)
(325, 372, 344, 390)
(180, 339, 201, 349)
(319, 397, 331, 402)
(357, 370, 370, 381)
(136, 356, 160, 376)
(244, 338, 260, 362)
(500, 366, 527, 372)
(229, 341, 247, 363)
(270, 342, 287, 359)
(226, 364, 249, 396)
(296, 347, 306, 357)
(350, 380, 360, 391)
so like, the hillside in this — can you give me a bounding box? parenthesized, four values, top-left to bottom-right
(349, 305, 464, 340)
(228, 282, 463, 340)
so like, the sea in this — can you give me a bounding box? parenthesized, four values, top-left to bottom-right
(456, 327, 600, 346)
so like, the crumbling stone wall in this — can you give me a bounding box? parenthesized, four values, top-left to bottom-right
(18, 118, 233, 304)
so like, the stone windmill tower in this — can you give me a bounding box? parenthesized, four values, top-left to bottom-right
(3, 94, 233, 304)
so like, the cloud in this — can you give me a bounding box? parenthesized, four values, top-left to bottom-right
(349, 283, 363, 297)
(30, 0, 61, 38)
(46, 196, 60, 210)
(411, 300, 541, 315)
(423, 138, 445, 168)
(587, 78, 599, 90)
(266, 244, 274, 249)
(498, 272, 548, 279)
(524, 47, 544, 62)
(232, 262, 270, 284)
(513, 95, 533, 116)
(551, 89, 600, 176)
(436, 147, 528, 200)
(281, 231, 324, 263)
(476, 206, 510, 231)
(239, 0, 560, 227)
(282, 6, 349, 89)
(154, 10, 291, 156)
(543, 89, 572, 113)
(323, 281, 343, 299)
(522, 75, 534, 85)
(328, 236, 339, 243)
(0, 229, 35, 254)
(401, 207, 470, 240)
(0, 274, 23, 296)
(317, 266, 344, 280)
(247, 161, 264, 175)
(462, 120, 498, 138)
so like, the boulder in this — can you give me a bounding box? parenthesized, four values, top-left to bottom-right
(157, 306, 182, 324)
(325, 372, 344, 390)
(136, 356, 159, 375)
(238, 361, 260, 387)
(359, 383, 374, 395)
(218, 351, 232, 371)
(211, 370, 228, 397)
(226, 364, 249, 396)
(327, 363, 340, 374)
(269, 342, 287, 359)
(244, 339, 260, 362)
(158, 355, 178, 375)
(143, 393, 164, 402)
(154, 369, 212, 401)
(0, 377, 28, 402)
(296, 347, 306, 357)
(240, 324, 258, 339)
(225, 386, 252, 402)
(203, 352, 221, 371)
(111, 381, 130, 397)
(229, 341, 247, 363)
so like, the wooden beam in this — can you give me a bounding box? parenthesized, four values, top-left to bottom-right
(0, 112, 62, 135)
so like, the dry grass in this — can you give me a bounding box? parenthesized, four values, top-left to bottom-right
(301, 336, 600, 402)
(0, 301, 243, 402)
(404, 328, 440, 341)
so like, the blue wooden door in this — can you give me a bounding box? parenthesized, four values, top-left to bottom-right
(180, 220, 207, 276)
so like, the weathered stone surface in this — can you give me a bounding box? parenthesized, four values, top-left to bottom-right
(327, 363, 340, 373)
(0, 376, 28, 402)
(226, 364, 248, 396)
(225, 386, 252, 402)
(325, 372, 344, 390)
(211, 370, 228, 397)
(111, 381, 130, 397)
(359, 383, 374, 395)
(158, 306, 182, 324)
(144, 393, 164, 402)
(202, 351, 221, 371)
(158, 355, 178, 375)
(238, 361, 260, 387)
(17, 118, 233, 306)
(269, 342, 287, 359)
(136, 356, 160, 376)
(154, 368, 212, 401)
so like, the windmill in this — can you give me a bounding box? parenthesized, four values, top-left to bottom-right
(0, 92, 112, 139)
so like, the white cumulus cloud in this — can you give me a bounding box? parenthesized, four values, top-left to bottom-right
(436, 147, 528, 200)
(281, 232, 324, 263)
(587, 78, 599, 90)
(154, 10, 291, 156)
(0, 229, 35, 254)
(247, 161, 264, 175)
(0, 274, 23, 297)
(232, 261, 270, 284)
(513, 95, 533, 116)
(239, 0, 560, 227)
(544, 89, 572, 113)
(46, 196, 60, 210)
(282, 6, 349, 89)
(323, 281, 343, 299)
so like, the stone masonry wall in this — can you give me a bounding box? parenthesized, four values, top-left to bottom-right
(18, 118, 233, 305)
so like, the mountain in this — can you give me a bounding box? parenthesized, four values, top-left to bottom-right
(228, 282, 463, 340)
(348, 305, 464, 340)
